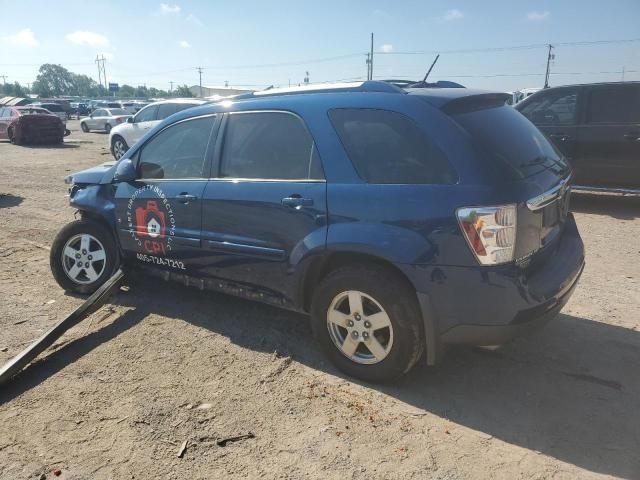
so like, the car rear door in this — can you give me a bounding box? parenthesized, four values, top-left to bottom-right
(574, 84, 640, 189)
(113, 114, 219, 271)
(89, 109, 106, 129)
(517, 87, 580, 164)
(0, 108, 9, 138)
(200, 110, 327, 304)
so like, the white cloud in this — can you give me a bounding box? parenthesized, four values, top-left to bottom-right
(186, 13, 203, 26)
(380, 44, 393, 53)
(159, 3, 181, 15)
(66, 31, 109, 47)
(442, 9, 464, 21)
(179, 40, 191, 48)
(4, 28, 38, 47)
(527, 10, 550, 21)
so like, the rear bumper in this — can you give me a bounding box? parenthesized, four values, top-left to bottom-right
(400, 213, 585, 354)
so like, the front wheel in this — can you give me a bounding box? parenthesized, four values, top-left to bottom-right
(50, 219, 119, 294)
(310, 265, 424, 383)
(104, 123, 112, 134)
(80, 122, 89, 133)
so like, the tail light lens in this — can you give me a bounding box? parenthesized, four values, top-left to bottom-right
(457, 205, 517, 265)
(115, 117, 123, 124)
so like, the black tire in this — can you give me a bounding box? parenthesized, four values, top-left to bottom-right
(81, 122, 89, 133)
(111, 135, 129, 160)
(104, 123, 112, 134)
(310, 265, 424, 383)
(50, 219, 119, 294)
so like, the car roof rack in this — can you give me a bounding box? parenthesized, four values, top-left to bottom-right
(232, 80, 404, 100)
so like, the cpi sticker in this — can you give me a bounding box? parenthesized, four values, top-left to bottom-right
(126, 185, 176, 255)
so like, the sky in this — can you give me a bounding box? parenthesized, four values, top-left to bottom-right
(0, 0, 639, 93)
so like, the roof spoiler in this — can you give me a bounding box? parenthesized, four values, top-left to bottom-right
(440, 93, 511, 115)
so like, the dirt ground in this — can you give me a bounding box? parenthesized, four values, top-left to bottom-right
(0, 120, 639, 480)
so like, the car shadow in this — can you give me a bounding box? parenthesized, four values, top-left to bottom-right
(571, 192, 640, 220)
(2, 276, 639, 477)
(19, 143, 80, 149)
(0, 193, 24, 208)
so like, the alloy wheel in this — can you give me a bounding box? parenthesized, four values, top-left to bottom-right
(326, 290, 394, 365)
(113, 139, 126, 159)
(61, 233, 107, 285)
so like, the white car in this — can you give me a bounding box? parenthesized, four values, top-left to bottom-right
(80, 108, 132, 134)
(108, 98, 206, 159)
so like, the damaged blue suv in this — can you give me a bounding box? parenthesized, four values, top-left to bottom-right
(51, 81, 585, 382)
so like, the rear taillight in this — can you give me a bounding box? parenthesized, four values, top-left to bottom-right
(457, 205, 517, 265)
(115, 117, 123, 124)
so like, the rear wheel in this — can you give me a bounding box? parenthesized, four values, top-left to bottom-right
(80, 122, 89, 133)
(310, 265, 424, 382)
(50, 219, 119, 294)
(111, 136, 129, 160)
(104, 123, 112, 134)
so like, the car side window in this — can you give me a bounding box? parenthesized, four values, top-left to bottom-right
(0, 108, 6, 117)
(135, 105, 158, 123)
(519, 90, 578, 125)
(157, 104, 177, 120)
(94, 109, 106, 117)
(587, 87, 640, 124)
(138, 116, 215, 179)
(219, 111, 324, 180)
(329, 108, 457, 184)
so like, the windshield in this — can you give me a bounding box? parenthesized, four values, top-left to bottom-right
(43, 104, 63, 112)
(452, 105, 570, 180)
(108, 108, 128, 115)
(19, 108, 50, 115)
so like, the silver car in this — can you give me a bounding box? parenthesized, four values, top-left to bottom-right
(80, 108, 131, 134)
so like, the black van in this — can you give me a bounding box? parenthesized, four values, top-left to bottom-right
(516, 82, 640, 192)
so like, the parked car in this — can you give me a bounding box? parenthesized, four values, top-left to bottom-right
(80, 108, 132, 134)
(516, 82, 640, 191)
(70, 102, 91, 117)
(50, 81, 584, 382)
(31, 102, 68, 124)
(0, 106, 65, 144)
(108, 99, 206, 159)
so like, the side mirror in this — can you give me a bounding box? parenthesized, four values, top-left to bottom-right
(127, 117, 134, 123)
(113, 158, 137, 183)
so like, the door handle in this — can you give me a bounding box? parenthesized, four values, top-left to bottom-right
(177, 193, 197, 204)
(623, 132, 640, 142)
(282, 195, 313, 208)
(549, 133, 570, 142)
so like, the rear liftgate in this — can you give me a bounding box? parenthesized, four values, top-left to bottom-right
(0, 269, 125, 386)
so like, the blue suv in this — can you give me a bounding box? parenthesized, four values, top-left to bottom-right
(50, 82, 585, 382)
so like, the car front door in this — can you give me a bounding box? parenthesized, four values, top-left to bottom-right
(113, 114, 219, 272)
(574, 84, 640, 189)
(517, 87, 580, 168)
(89, 109, 105, 129)
(200, 111, 327, 305)
(126, 104, 159, 145)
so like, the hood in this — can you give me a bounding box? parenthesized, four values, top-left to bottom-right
(65, 161, 117, 185)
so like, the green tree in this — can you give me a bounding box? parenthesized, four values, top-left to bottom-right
(173, 84, 194, 98)
(117, 84, 136, 98)
(0, 81, 28, 97)
(32, 64, 75, 97)
(72, 74, 101, 97)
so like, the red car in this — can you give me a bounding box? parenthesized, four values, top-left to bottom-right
(0, 106, 65, 145)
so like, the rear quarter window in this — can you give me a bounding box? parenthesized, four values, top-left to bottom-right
(453, 105, 570, 180)
(328, 108, 457, 184)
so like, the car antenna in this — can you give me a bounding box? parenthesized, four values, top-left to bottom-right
(422, 54, 440, 83)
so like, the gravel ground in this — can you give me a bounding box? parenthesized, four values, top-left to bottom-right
(0, 121, 639, 480)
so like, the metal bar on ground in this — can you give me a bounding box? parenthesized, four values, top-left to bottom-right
(571, 185, 640, 195)
(0, 268, 125, 386)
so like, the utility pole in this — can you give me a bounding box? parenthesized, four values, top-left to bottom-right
(169, 81, 174, 95)
(365, 53, 371, 80)
(0, 75, 7, 85)
(95, 55, 108, 92)
(544, 44, 554, 89)
(622, 66, 626, 81)
(369, 32, 374, 80)
(196, 67, 203, 97)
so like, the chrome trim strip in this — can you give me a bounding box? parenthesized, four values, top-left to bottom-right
(526, 175, 571, 211)
(571, 185, 640, 195)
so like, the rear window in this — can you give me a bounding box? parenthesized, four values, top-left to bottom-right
(43, 104, 63, 112)
(453, 105, 570, 180)
(108, 108, 128, 115)
(329, 108, 457, 184)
